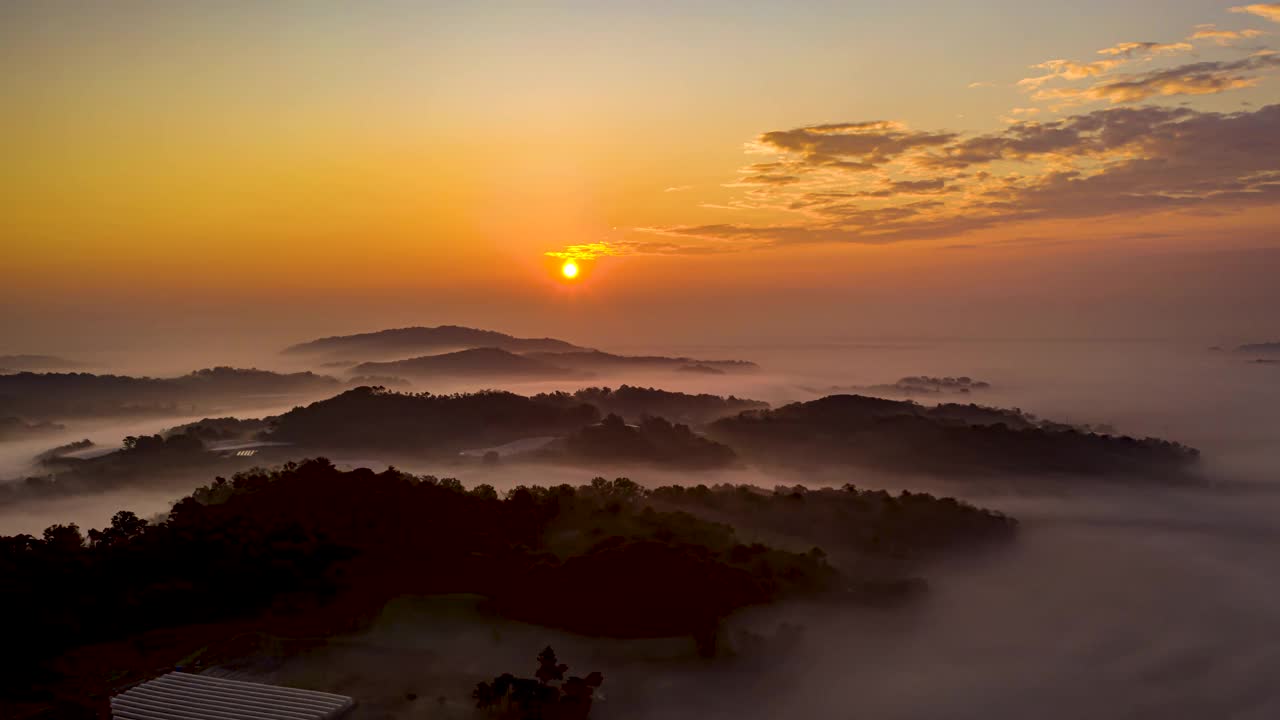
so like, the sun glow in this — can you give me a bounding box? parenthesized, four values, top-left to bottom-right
(561, 260, 579, 279)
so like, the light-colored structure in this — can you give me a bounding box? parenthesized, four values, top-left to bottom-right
(110, 672, 354, 720)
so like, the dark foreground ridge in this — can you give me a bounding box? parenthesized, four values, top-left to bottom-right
(0, 460, 1015, 715)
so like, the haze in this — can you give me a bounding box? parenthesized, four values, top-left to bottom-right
(3, 2, 1280, 719)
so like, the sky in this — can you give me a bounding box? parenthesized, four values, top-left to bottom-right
(2, 1, 1278, 351)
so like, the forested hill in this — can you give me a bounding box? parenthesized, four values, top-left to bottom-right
(0, 368, 343, 420)
(709, 394, 1200, 477)
(0, 459, 1017, 713)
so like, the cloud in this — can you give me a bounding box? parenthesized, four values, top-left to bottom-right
(1189, 24, 1267, 44)
(1012, 23, 1277, 111)
(752, 121, 957, 172)
(1232, 3, 1280, 23)
(544, 237, 755, 260)
(663, 185, 693, 193)
(1033, 55, 1280, 104)
(544, 242, 626, 260)
(1019, 58, 1125, 89)
(544, 12, 1280, 260)
(634, 104, 1280, 250)
(1096, 41, 1194, 57)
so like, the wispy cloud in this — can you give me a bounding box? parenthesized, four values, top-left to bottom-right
(1019, 58, 1126, 90)
(1189, 24, 1268, 44)
(633, 104, 1280, 251)
(1033, 54, 1280, 105)
(544, 238, 748, 260)
(1096, 40, 1193, 57)
(544, 242, 628, 260)
(1232, 3, 1280, 23)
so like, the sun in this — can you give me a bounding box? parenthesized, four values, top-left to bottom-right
(561, 260, 579, 279)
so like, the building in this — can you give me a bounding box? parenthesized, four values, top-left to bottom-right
(110, 672, 354, 719)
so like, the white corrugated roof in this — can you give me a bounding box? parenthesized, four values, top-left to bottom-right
(111, 672, 354, 720)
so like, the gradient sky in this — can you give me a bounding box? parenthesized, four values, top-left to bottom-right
(2, 1, 1278, 351)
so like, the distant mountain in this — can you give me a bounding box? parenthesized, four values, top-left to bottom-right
(708, 394, 1199, 478)
(0, 354, 81, 371)
(0, 367, 343, 420)
(282, 325, 588, 358)
(810, 376, 991, 398)
(352, 347, 581, 380)
(1237, 341, 1280, 354)
(524, 350, 758, 372)
(0, 416, 65, 441)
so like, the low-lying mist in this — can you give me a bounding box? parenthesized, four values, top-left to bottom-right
(239, 476, 1280, 720)
(4, 337, 1278, 717)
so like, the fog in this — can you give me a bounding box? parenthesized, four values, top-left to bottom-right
(0, 401, 304, 535)
(237, 481, 1280, 719)
(4, 336, 1279, 717)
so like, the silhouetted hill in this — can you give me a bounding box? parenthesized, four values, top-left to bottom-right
(1, 460, 1017, 710)
(351, 347, 581, 380)
(534, 385, 768, 425)
(647, 482, 1015, 565)
(524, 350, 758, 372)
(267, 386, 599, 453)
(709, 394, 1199, 477)
(34, 439, 94, 463)
(0, 368, 343, 420)
(0, 355, 82, 372)
(164, 416, 271, 443)
(678, 363, 726, 375)
(1238, 341, 1280, 353)
(812, 376, 991, 398)
(0, 416, 65, 441)
(282, 325, 587, 358)
(7, 428, 233, 504)
(539, 414, 737, 469)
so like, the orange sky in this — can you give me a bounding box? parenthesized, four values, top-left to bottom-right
(2, 2, 1279, 350)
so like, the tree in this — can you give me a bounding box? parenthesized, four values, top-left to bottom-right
(473, 647, 603, 719)
(535, 646, 568, 685)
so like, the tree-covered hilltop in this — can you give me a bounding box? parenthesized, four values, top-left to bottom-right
(0, 368, 343, 420)
(646, 483, 1015, 566)
(709, 394, 1199, 477)
(0, 354, 82, 371)
(0, 460, 1017, 706)
(533, 385, 768, 425)
(0, 415, 64, 441)
(7, 429, 230, 504)
(813, 375, 993, 398)
(267, 386, 600, 452)
(1237, 341, 1280, 354)
(538, 414, 738, 469)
